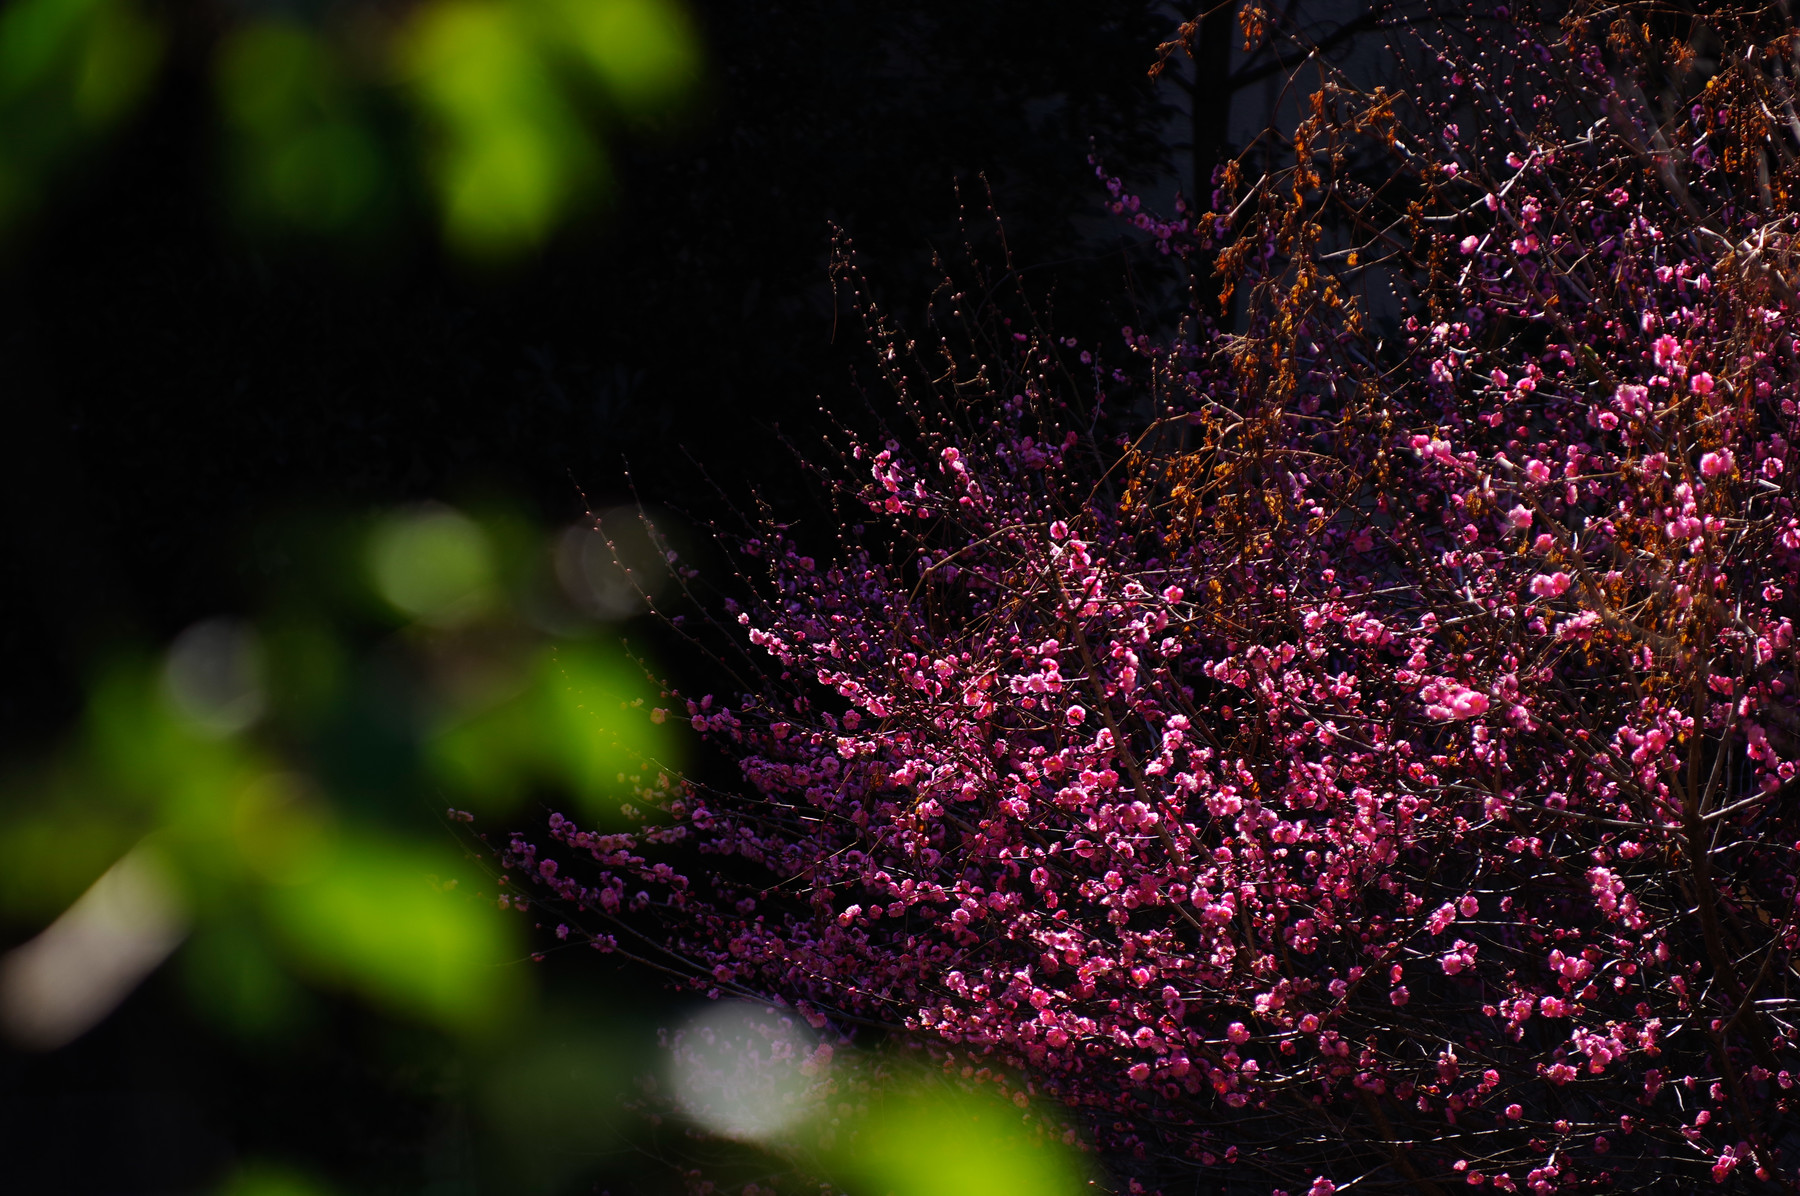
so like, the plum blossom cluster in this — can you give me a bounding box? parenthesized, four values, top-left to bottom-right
(500, 3, 1800, 1192)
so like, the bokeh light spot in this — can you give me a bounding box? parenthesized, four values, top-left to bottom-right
(554, 506, 674, 620)
(368, 504, 496, 624)
(162, 617, 267, 737)
(668, 1000, 824, 1142)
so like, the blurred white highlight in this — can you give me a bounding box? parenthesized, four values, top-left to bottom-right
(666, 1000, 829, 1142)
(163, 617, 266, 735)
(0, 844, 189, 1049)
(555, 507, 674, 620)
(368, 504, 495, 625)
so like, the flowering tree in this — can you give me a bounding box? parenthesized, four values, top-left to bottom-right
(501, 2, 1800, 1190)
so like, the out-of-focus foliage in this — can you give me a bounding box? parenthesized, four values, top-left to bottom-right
(6, 647, 528, 1036)
(0, 0, 699, 255)
(832, 1084, 1081, 1196)
(427, 640, 684, 821)
(0, 0, 161, 223)
(397, 0, 698, 256)
(0, 503, 683, 1058)
(217, 1162, 337, 1196)
(214, 23, 386, 236)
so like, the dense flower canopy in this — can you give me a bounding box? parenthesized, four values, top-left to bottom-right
(500, 2, 1800, 1191)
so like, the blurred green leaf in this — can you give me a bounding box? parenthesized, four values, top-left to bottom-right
(0, 0, 161, 223)
(545, 0, 699, 114)
(542, 643, 683, 808)
(182, 916, 312, 1038)
(427, 641, 682, 820)
(217, 1162, 336, 1196)
(0, 0, 159, 119)
(828, 1081, 1082, 1196)
(66, 0, 159, 124)
(399, 0, 600, 259)
(232, 771, 338, 887)
(0, 766, 139, 919)
(215, 22, 384, 232)
(0, 0, 89, 97)
(261, 834, 524, 1034)
(84, 661, 259, 828)
(0, 0, 703, 252)
(215, 23, 327, 131)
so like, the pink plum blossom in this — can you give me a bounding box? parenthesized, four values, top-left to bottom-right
(1528, 572, 1570, 598)
(495, 12, 1800, 1194)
